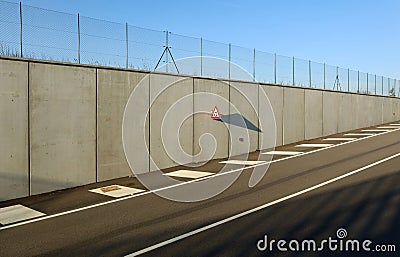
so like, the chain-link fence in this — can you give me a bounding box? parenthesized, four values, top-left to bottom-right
(1, 1, 399, 97)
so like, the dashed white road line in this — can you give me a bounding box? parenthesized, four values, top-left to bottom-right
(362, 129, 391, 132)
(295, 143, 334, 148)
(125, 152, 400, 256)
(344, 133, 375, 136)
(323, 138, 357, 141)
(261, 151, 302, 156)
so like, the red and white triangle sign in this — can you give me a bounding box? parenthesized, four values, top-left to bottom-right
(211, 105, 221, 119)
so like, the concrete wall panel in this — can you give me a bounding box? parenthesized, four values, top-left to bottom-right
(97, 69, 148, 181)
(260, 85, 283, 147)
(150, 74, 193, 171)
(283, 87, 305, 144)
(194, 78, 229, 163)
(391, 98, 399, 122)
(229, 81, 259, 155)
(0, 59, 28, 201)
(322, 91, 339, 136)
(356, 95, 370, 128)
(369, 96, 381, 126)
(382, 97, 392, 123)
(305, 90, 323, 139)
(30, 63, 96, 194)
(338, 94, 356, 133)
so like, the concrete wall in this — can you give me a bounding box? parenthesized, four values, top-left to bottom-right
(1, 57, 400, 201)
(0, 59, 28, 201)
(29, 63, 96, 195)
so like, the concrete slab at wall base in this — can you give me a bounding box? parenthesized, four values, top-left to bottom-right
(29, 63, 97, 195)
(0, 59, 29, 201)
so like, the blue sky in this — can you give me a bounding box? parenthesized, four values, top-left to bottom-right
(9, 0, 400, 79)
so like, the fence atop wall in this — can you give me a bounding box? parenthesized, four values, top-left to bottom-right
(0, 0, 399, 97)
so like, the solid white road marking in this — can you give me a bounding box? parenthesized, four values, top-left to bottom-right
(0, 205, 45, 225)
(295, 143, 334, 148)
(89, 185, 145, 198)
(0, 127, 398, 231)
(125, 152, 400, 257)
(261, 151, 303, 156)
(219, 160, 266, 165)
(323, 138, 357, 141)
(164, 170, 214, 179)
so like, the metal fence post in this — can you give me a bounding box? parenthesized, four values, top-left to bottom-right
(357, 70, 360, 93)
(374, 74, 377, 95)
(323, 63, 326, 89)
(253, 48, 256, 82)
(308, 60, 311, 87)
(19, 2, 23, 57)
(388, 77, 390, 96)
(274, 53, 277, 84)
(228, 43, 231, 80)
(165, 31, 169, 72)
(382, 76, 384, 95)
(77, 13, 80, 64)
(292, 56, 295, 86)
(200, 37, 202, 76)
(347, 68, 350, 92)
(366, 72, 369, 94)
(125, 22, 128, 68)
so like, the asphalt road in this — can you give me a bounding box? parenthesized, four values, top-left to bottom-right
(0, 123, 399, 257)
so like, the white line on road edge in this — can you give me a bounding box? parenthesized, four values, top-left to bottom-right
(1, 127, 399, 231)
(125, 152, 400, 257)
